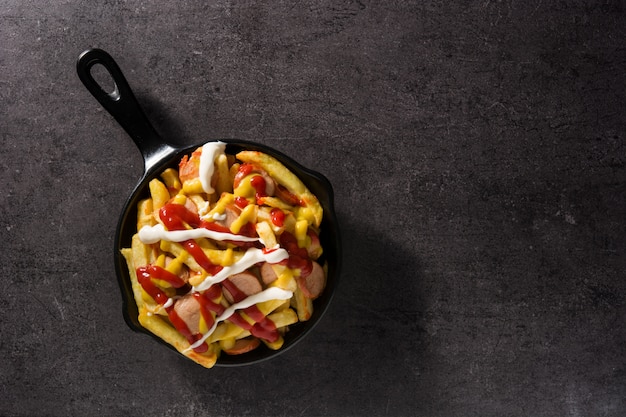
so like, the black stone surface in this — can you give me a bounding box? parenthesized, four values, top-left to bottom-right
(1, 1, 625, 416)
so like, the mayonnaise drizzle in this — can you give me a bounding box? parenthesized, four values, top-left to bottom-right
(192, 247, 288, 292)
(185, 287, 293, 352)
(162, 298, 174, 309)
(138, 224, 259, 244)
(199, 141, 226, 194)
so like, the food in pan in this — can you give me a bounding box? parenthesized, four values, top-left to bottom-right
(120, 142, 327, 368)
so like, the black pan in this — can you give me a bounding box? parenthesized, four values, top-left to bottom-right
(76, 48, 341, 366)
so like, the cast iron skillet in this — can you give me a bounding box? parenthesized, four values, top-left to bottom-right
(76, 48, 341, 366)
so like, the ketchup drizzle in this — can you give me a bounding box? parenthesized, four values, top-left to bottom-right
(279, 231, 313, 278)
(147, 265, 186, 288)
(270, 208, 285, 227)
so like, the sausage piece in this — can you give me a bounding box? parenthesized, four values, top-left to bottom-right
(297, 261, 326, 300)
(306, 229, 323, 260)
(173, 294, 201, 334)
(178, 149, 201, 183)
(223, 271, 263, 304)
(274, 184, 301, 206)
(260, 262, 278, 285)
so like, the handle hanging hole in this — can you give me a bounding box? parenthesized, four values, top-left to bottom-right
(90, 63, 120, 100)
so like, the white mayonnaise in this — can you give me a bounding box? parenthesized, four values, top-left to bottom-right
(211, 212, 227, 221)
(198, 141, 226, 194)
(138, 224, 259, 244)
(192, 247, 289, 292)
(185, 287, 293, 352)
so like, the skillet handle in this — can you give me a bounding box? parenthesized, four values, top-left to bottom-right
(76, 48, 175, 173)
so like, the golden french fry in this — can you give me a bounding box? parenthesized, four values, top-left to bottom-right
(136, 198, 154, 230)
(160, 168, 182, 196)
(293, 285, 313, 321)
(219, 337, 236, 351)
(268, 264, 297, 292)
(206, 321, 246, 344)
(121, 247, 142, 308)
(261, 309, 299, 350)
(256, 220, 277, 249)
(258, 196, 293, 211)
(182, 178, 204, 195)
(149, 178, 170, 214)
(214, 153, 232, 195)
(267, 308, 298, 328)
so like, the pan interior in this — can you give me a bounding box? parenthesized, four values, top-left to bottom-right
(113, 140, 341, 366)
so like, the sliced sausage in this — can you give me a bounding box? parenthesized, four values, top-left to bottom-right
(178, 149, 201, 183)
(173, 294, 201, 334)
(184, 197, 198, 216)
(260, 262, 278, 285)
(223, 337, 261, 355)
(274, 184, 301, 206)
(306, 229, 323, 260)
(297, 261, 326, 300)
(223, 271, 263, 304)
(262, 172, 276, 196)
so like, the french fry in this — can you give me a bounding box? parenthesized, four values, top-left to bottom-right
(262, 309, 299, 350)
(257, 196, 293, 211)
(148, 178, 170, 214)
(293, 286, 313, 321)
(214, 153, 232, 195)
(256, 220, 277, 249)
(160, 168, 182, 196)
(267, 264, 297, 292)
(206, 321, 247, 344)
(136, 198, 154, 230)
(267, 308, 298, 327)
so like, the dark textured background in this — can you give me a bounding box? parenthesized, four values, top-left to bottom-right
(1, 1, 625, 416)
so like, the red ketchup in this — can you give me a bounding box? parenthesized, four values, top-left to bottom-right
(234, 196, 249, 209)
(279, 231, 313, 278)
(270, 208, 285, 227)
(250, 175, 267, 200)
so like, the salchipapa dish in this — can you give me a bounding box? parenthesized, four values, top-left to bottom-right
(121, 142, 326, 368)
